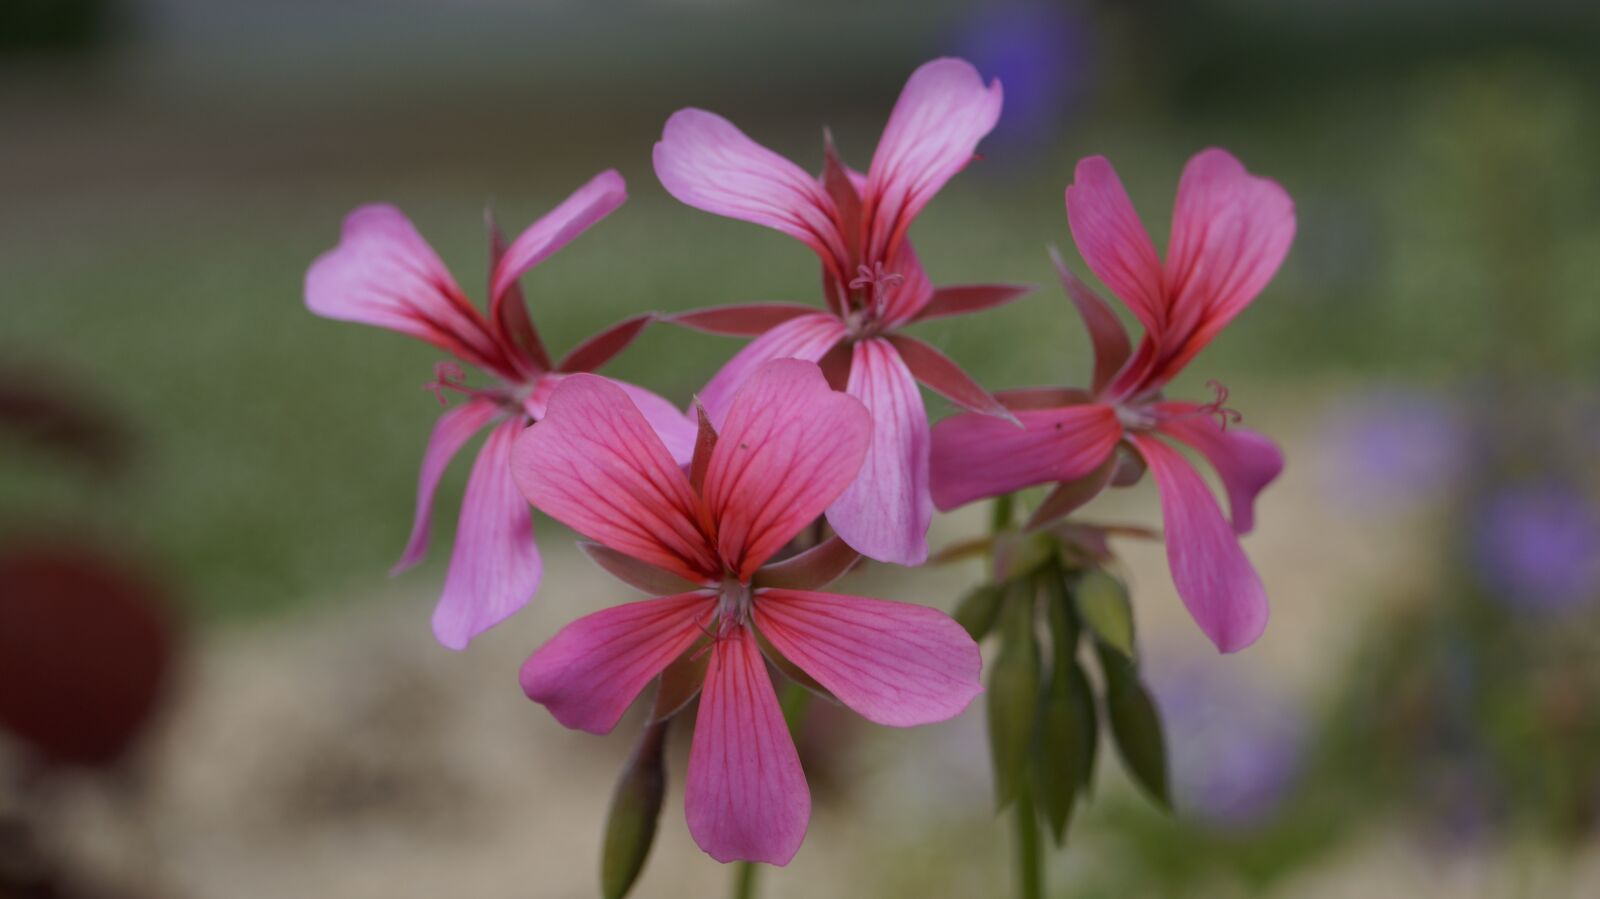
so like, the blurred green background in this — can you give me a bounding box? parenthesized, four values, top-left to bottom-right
(5, 0, 1597, 621)
(3, 1, 1599, 897)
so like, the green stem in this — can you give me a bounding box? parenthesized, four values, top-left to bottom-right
(991, 493, 1015, 535)
(1013, 788, 1044, 899)
(732, 861, 760, 899)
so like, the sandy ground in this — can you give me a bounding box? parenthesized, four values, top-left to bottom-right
(13, 394, 1600, 898)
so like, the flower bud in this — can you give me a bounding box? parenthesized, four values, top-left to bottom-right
(600, 720, 668, 899)
(1098, 647, 1170, 809)
(987, 580, 1041, 809)
(1033, 569, 1097, 843)
(952, 583, 1005, 641)
(1075, 568, 1134, 659)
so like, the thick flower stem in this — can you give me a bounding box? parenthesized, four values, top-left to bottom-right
(1012, 788, 1044, 899)
(991, 493, 1015, 534)
(731, 861, 760, 899)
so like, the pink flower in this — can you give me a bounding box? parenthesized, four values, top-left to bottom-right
(652, 58, 1030, 567)
(929, 149, 1294, 653)
(305, 171, 694, 650)
(512, 359, 982, 865)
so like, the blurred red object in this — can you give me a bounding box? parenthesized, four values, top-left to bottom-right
(0, 542, 176, 768)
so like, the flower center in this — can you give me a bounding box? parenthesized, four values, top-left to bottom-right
(711, 577, 753, 637)
(844, 262, 904, 335)
(424, 360, 541, 419)
(424, 362, 494, 405)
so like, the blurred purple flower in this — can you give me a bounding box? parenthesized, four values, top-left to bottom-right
(1472, 483, 1600, 613)
(1317, 387, 1469, 512)
(1149, 654, 1306, 829)
(950, 2, 1087, 155)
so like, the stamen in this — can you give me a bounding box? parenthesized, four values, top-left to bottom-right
(1196, 380, 1243, 430)
(422, 361, 503, 406)
(848, 262, 905, 316)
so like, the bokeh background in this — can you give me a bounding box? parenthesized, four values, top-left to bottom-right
(3, 0, 1599, 896)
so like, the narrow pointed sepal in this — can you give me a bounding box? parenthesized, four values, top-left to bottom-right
(911, 283, 1035, 323)
(752, 536, 860, 591)
(557, 313, 656, 374)
(577, 541, 705, 596)
(887, 333, 1017, 423)
(669, 303, 821, 337)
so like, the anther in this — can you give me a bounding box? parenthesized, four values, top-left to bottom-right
(848, 262, 905, 316)
(1197, 380, 1243, 430)
(423, 361, 504, 407)
(423, 362, 467, 405)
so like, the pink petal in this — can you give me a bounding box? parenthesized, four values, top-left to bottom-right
(910, 283, 1034, 324)
(827, 340, 932, 566)
(489, 170, 627, 307)
(654, 109, 849, 278)
(929, 404, 1123, 511)
(555, 313, 654, 375)
(1065, 156, 1166, 336)
(886, 333, 1013, 420)
(306, 204, 506, 371)
(511, 374, 718, 582)
(671, 303, 822, 337)
(610, 378, 698, 467)
(863, 58, 1003, 262)
(431, 419, 543, 650)
(695, 313, 847, 430)
(685, 626, 810, 865)
(519, 593, 709, 734)
(1156, 409, 1284, 535)
(704, 359, 871, 580)
(393, 398, 500, 575)
(1129, 434, 1269, 654)
(754, 589, 981, 726)
(1157, 149, 1295, 379)
(1050, 247, 1132, 395)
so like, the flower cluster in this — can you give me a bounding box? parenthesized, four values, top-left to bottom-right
(305, 57, 1294, 875)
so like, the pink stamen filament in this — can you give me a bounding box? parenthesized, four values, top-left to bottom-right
(690, 579, 754, 652)
(422, 361, 508, 407)
(1196, 379, 1243, 430)
(1120, 380, 1243, 432)
(848, 262, 904, 318)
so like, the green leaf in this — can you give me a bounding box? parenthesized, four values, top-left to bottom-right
(601, 720, 668, 899)
(1075, 569, 1135, 658)
(952, 584, 1005, 641)
(1099, 649, 1170, 809)
(987, 581, 1040, 810)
